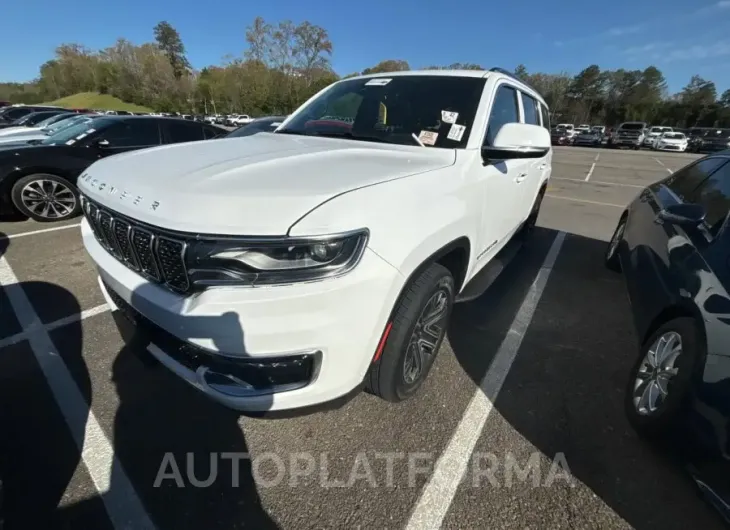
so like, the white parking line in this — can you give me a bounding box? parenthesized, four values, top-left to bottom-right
(405, 232, 566, 530)
(0, 223, 81, 241)
(552, 177, 643, 189)
(0, 257, 154, 530)
(545, 194, 625, 208)
(0, 303, 112, 349)
(594, 153, 600, 162)
(654, 157, 673, 174)
(584, 163, 596, 182)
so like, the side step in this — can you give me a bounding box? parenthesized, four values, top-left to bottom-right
(455, 233, 524, 303)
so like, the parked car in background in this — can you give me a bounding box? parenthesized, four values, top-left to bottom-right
(611, 121, 648, 150)
(78, 68, 553, 413)
(0, 105, 63, 123)
(573, 129, 603, 147)
(576, 124, 591, 134)
(591, 125, 606, 135)
(644, 126, 674, 148)
(0, 112, 75, 136)
(0, 116, 225, 222)
(689, 129, 730, 154)
(229, 114, 254, 126)
(226, 115, 288, 137)
(555, 123, 576, 140)
(652, 131, 688, 152)
(605, 151, 730, 524)
(0, 115, 98, 145)
(551, 126, 572, 145)
(0, 110, 68, 132)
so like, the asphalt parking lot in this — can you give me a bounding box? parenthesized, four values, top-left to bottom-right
(0, 146, 726, 530)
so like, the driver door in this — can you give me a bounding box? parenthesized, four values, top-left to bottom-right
(92, 119, 162, 158)
(473, 84, 530, 264)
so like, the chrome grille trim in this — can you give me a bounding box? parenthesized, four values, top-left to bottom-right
(83, 197, 189, 293)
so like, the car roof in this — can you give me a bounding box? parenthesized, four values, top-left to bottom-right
(342, 69, 547, 106)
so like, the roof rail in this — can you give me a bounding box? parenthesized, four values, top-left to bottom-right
(489, 67, 538, 95)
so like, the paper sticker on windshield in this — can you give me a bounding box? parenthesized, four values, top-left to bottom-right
(76, 133, 89, 140)
(447, 124, 466, 142)
(441, 111, 459, 124)
(66, 139, 76, 145)
(365, 78, 392, 86)
(418, 130, 438, 146)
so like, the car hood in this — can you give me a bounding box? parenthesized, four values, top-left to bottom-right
(79, 133, 456, 235)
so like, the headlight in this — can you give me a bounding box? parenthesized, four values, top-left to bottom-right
(186, 230, 369, 287)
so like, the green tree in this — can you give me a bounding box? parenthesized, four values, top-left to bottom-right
(153, 21, 191, 79)
(361, 60, 410, 74)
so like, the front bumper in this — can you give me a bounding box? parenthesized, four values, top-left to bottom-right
(655, 143, 686, 152)
(615, 137, 642, 146)
(83, 219, 404, 411)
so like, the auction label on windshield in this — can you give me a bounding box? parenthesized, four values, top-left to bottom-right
(441, 110, 459, 124)
(418, 130, 438, 145)
(447, 124, 466, 142)
(365, 78, 392, 86)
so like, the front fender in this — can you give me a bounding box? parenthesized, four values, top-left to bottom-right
(288, 166, 477, 283)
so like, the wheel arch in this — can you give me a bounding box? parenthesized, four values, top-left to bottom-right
(640, 301, 706, 350)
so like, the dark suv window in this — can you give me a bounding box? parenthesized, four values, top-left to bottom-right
(485, 85, 519, 145)
(203, 126, 224, 139)
(664, 157, 728, 202)
(521, 93, 540, 126)
(99, 119, 161, 147)
(689, 161, 730, 234)
(165, 120, 206, 143)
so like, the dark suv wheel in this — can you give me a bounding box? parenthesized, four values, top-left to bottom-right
(11, 173, 81, 222)
(366, 262, 455, 402)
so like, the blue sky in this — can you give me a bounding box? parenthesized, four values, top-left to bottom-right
(3, 0, 730, 94)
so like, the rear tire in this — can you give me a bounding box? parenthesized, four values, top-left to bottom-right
(625, 317, 702, 439)
(366, 263, 455, 402)
(11, 173, 81, 222)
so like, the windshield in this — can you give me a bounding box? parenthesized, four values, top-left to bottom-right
(36, 113, 74, 128)
(277, 75, 486, 148)
(41, 117, 113, 145)
(44, 115, 89, 135)
(620, 123, 645, 131)
(663, 133, 685, 140)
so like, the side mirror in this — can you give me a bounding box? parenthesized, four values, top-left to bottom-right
(482, 123, 551, 163)
(657, 203, 706, 226)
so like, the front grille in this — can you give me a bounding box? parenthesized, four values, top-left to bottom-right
(83, 197, 190, 293)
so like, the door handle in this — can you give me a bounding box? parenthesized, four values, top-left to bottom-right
(538, 163, 547, 170)
(515, 172, 528, 183)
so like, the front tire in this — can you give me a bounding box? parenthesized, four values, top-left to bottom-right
(11, 174, 81, 222)
(366, 263, 455, 402)
(625, 318, 702, 438)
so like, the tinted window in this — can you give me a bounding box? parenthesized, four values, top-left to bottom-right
(664, 158, 728, 202)
(539, 104, 550, 130)
(2, 107, 33, 121)
(691, 162, 730, 234)
(100, 120, 160, 147)
(521, 93, 540, 126)
(165, 120, 205, 143)
(203, 126, 224, 139)
(485, 85, 519, 145)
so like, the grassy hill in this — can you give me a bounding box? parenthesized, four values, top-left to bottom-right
(44, 92, 153, 113)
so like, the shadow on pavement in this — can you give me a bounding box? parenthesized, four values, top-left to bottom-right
(448, 228, 724, 529)
(0, 232, 7, 259)
(0, 274, 277, 528)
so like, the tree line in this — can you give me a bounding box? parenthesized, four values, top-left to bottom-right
(1, 17, 729, 127)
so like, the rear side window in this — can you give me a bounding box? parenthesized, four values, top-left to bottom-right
(99, 120, 161, 147)
(539, 104, 550, 130)
(165, 120, 205, 143)
(485, 85, 519, 145)
(520, 93, 540, 126)
(664, 157, 728, 202)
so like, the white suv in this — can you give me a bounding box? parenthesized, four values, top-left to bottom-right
(79, 69, 552, 412)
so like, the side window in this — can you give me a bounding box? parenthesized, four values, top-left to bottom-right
(689, 161, 730, 234)
(203, 126, 223, 139)
(485, 85, 519, 145)
(166, 121, 205, 143)
(521, 93, 540, 126)
(539, 104, 550, 130)
(664, 157, 728, 202)
(100, 120, 160, 147)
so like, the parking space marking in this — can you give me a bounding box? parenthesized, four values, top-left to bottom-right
(584, 163, 596, 182)
(0, 303, 111, 349)
(594, 153, 600, 162)
(0, 223, 81, 240)
(654, 157, 673, 174)
(552, 177, 643, 189)
(405, 232, 566, 530)
(545, 194, 624, 208)
(0, 257, 154, 530)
